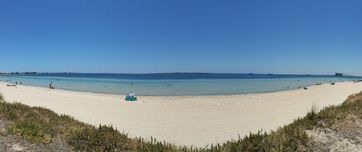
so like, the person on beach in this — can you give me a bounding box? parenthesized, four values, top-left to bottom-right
(49, 81, 55, 89)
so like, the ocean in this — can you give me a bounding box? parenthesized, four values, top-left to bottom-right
(0, 73, 360, 96)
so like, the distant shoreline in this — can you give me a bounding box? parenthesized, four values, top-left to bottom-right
(1, 72, 360, 80)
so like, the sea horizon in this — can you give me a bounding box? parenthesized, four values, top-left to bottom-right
(1, 71, 359, 78)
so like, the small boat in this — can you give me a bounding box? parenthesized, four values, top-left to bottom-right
(316, 83, 322, 85)
(304, 87, 308, 90)
(331, 82, 335, 85)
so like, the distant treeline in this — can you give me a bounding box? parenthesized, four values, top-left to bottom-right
(0, 72, 38, 75)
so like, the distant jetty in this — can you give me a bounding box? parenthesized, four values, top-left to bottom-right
(335, 72, 354, 77)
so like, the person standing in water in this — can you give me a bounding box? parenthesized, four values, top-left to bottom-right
(49, 81, 54, 89)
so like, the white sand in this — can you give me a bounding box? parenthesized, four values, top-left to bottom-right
(0, 81, 361, 147)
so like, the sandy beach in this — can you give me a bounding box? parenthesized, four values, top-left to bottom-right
(0, 81, 361, 147)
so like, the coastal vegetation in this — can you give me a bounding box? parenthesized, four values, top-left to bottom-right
(0, 92, 361, 151)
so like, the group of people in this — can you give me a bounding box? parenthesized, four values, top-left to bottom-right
(6, 81, 56, 90)
(6, 81, 22, 88)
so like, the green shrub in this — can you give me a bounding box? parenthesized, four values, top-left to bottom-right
(7, 120, 54, 143)
(68, 125, 132, 151)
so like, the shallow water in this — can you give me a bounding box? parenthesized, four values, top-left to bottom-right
(0, 73, 360, 96)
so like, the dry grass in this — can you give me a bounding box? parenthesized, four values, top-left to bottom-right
(0, 93, 3, 101)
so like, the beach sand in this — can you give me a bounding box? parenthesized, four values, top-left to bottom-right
(0, 81, 361, 147)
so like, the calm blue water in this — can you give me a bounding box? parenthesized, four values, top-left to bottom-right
(0, 73, 360, 96)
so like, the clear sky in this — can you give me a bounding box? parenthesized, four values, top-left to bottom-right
(0, 0, 361, 75)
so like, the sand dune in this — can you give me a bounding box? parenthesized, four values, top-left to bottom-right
(0, 81, 361, 147)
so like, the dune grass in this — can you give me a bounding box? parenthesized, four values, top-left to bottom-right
(0, 93, 3, 101)
(0, 92, 361, 151)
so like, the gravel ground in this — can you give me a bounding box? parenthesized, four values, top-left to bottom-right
(307, 115, 362, 152)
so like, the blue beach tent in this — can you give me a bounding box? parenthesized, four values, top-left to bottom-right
(125, 92, 137, 101)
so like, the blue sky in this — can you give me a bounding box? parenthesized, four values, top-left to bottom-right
(0, 0, 361, 75)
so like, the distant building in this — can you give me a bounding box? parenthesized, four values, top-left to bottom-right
(335, 73, 343, 77)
